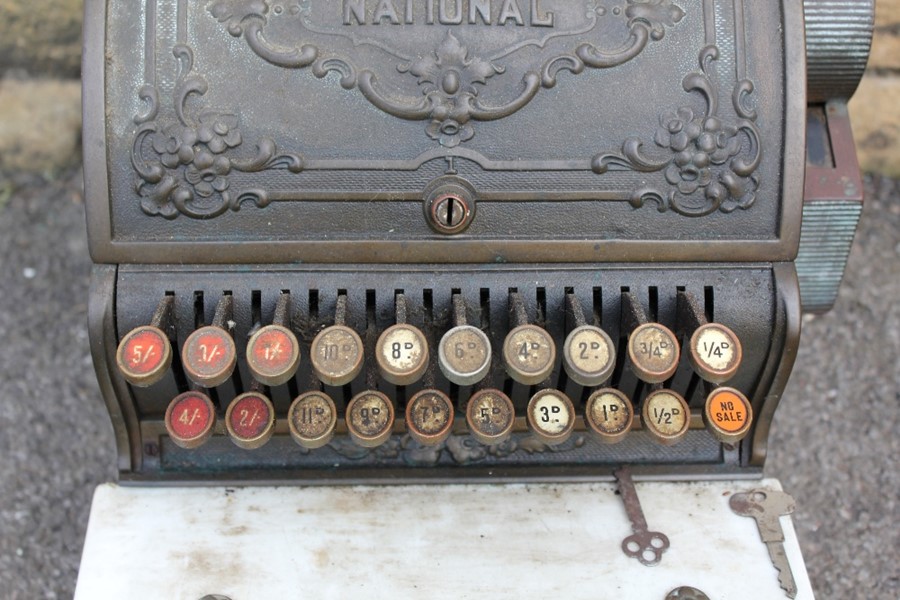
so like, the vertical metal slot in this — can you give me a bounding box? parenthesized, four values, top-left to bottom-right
(365, 289, 379, 392)
(632, 380, 646, 406)
(592, 287, 602, 327)
(220, 292, 243, 396)
(611, 287, 630, 387)
(649, 286, 659, 322)
(160, 291, 190, 393)
(704, 286, 715, 322)
(251, 290, 262, 328)
(193, 291, 205, 328)
(480, 288, 490, 331)
(421, 288, 437, 390)
(423, 289, 434, 325)
(286, 367, 300, 400)
(684, 371, 702, 407)
(309, 289, 319, 325)
(394, 289, 406, 323)
(448, 290, 463, 406)
(535, 287, 547, 326)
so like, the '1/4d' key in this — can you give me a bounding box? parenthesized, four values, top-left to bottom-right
(730, 489, 798, 598)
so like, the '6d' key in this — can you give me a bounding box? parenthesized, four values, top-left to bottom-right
(729, 489, 798, 598)
(614, 466, 670, 566)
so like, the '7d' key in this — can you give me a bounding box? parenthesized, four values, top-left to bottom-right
(729, 489, 798, 598)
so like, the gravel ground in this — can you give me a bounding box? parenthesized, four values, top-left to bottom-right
(0, 170, 897, 599)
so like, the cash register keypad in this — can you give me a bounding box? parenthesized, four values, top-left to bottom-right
(117, 282, 754, 461)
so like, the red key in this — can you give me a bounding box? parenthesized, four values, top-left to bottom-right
(116, 326, 172, 387)
(165, 391, 216, 449)
(246, 325, 301, 387)
(182, 326, 237, 388)
(225, 392, 276, 450)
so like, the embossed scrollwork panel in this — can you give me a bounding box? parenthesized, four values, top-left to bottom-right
(96, 0, 794, 257)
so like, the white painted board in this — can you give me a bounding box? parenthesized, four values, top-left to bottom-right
(75, 479, 813, 600)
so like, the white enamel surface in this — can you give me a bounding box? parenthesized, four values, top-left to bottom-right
(76, 479, 814, 600)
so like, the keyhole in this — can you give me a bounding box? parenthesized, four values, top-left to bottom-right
(423, 180, 476, 235)
(435, 195, 465, 228)
(429, 193, 472, 234)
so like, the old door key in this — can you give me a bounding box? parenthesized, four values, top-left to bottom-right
(729, 489, 798, 598)
(614, 466, 670, 566)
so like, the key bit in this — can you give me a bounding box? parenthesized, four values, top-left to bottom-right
(614, 466, 670, 566)
(730, 489, 798, 598)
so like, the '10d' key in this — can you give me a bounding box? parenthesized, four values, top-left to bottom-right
(729, 489, 798, 598)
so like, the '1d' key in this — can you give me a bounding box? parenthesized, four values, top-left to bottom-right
(729, 489, 798, 598)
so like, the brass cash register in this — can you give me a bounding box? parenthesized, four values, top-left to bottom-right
(83, 0, 873, 484)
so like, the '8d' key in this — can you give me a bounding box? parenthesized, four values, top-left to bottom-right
(729, 489, 798, 598)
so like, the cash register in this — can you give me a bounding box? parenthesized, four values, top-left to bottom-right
(76, 0, 873, 597)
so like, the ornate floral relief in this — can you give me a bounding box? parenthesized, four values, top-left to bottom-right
(445, 434, 586, 463)
(131, 45, 304, 219)
(322, 433, 586, 466)
(573, 0, 685, 68)
(206, 0, 685, 147)
(592, 45, 762, 216)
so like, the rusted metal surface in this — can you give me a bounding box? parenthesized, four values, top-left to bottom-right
(799, 102, 865, 313)
(615, 465, 670, 566)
